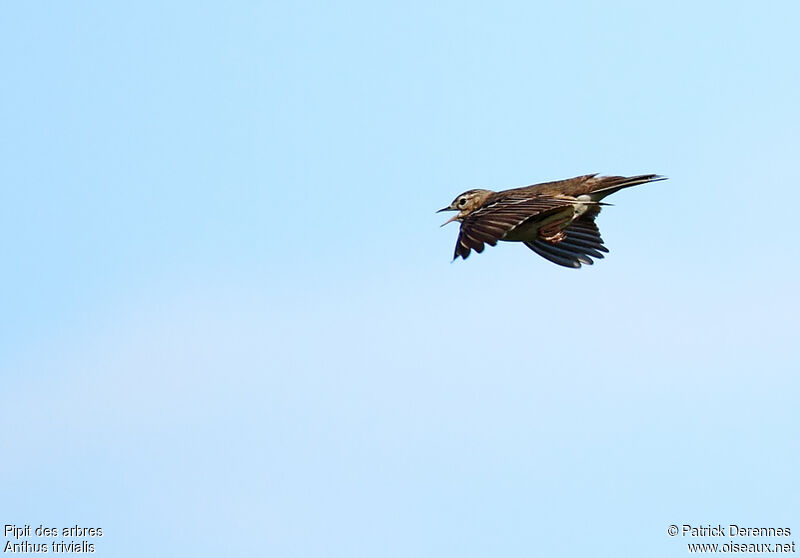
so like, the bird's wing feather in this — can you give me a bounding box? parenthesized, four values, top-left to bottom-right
(454, 195, 572, 259)
(524, 217, 608, 268)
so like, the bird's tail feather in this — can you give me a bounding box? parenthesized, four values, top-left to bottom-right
(590, 174, 666, 200)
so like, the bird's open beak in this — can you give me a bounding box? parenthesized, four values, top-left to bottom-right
(440, 213, 460, 227)
(437, 206, 459, 226)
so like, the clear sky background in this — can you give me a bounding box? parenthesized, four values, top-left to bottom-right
(2, 1, 798, 556)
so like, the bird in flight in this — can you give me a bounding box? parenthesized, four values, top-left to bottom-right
(438, 173, 666, 267)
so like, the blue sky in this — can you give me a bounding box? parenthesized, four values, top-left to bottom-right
(1, 1, 798, 556)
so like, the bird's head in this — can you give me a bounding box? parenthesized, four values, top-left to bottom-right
(437, 189, 494, 226)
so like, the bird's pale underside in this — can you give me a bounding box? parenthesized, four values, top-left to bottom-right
(438, 173, 666, 268)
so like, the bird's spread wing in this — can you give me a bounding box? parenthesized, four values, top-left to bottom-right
(454, 195, 572, 259)
(524, 216, 608, 268)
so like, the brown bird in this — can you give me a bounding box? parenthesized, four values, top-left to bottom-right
(438, 173, 666, 267)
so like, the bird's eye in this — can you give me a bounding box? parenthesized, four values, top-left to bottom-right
(458, 198, 466, 206)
